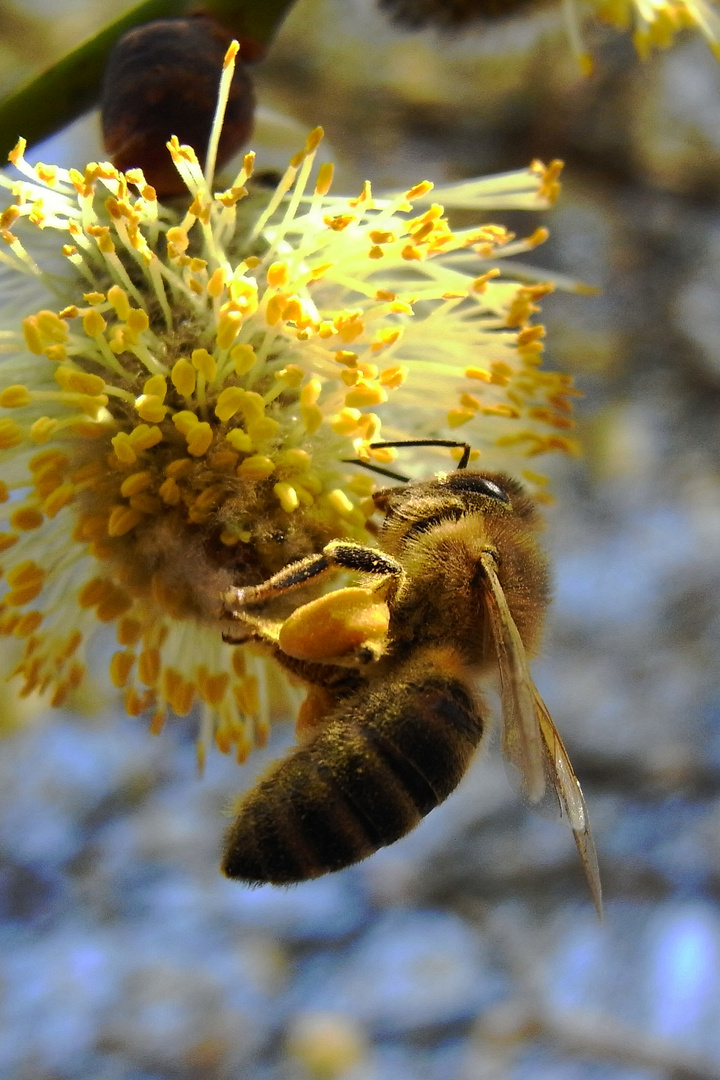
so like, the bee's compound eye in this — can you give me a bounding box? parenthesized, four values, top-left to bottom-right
(445, 473, 510, 503)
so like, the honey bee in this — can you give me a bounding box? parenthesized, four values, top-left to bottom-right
(221, 441, 602, 913)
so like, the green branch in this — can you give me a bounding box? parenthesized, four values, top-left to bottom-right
(0, 0, 298, 160)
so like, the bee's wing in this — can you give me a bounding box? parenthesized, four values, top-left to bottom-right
(479, 552, 546, 805)
(480, 552, 602, 917)
(531, 685, 603, 918)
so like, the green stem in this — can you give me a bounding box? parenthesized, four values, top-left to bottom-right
(0, 0, 300, 160)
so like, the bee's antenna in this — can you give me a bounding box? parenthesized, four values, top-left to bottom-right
(369, 439, 472, 470)
(342, 459, 410, 483)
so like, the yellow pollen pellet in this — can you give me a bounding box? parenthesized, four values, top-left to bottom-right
(110, 651, 135, 688)
(0, 385, 31, 408)
(344, 382, 387, 408)
(171, 360, 196, 397)
(207, 267, 226, 298)
(83, 309, 107, 338)
(191, 348, 217, 380)
(215, 387, 246, 422)
(11, 506, 44, 531)
(237, 455, 275, 479)
(120, 471, 153, 498)
(327, 489, 355, 517)
(231, 343, 256, 375)
(186, 422, 214, 457)
(108, 505, 144, 536)
(274, 481, 299, 512)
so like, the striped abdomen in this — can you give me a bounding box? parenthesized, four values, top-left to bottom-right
(221, 671, 485, 885)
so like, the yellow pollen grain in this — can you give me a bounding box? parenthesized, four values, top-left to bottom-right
(108, 505, 144, 536)
(237, 454, 275, 479)
(231, 343, 256, 375)
(0, 385, 31, 408)
(83, 309, 107, 338)
(171, 359, 196, 396)
(186, 422, 213, 457)
(191, 348, 217, 380)
(11, 507, 44, 531)
(274, 481, 299, 512)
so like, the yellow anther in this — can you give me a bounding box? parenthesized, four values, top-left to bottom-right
(11, 507, 44, 531)
(231, 343, 256, 375)
(0, 481, 7, 502)
(247, 416, 280, 442)
(226, 429, 252, 453)
(43, 483, 74, 518)
(330, 408, 362, 436)
(158, 477, 181, 505)
(447, 408, 475, 428)
(172, 411, 199, 435)
(135, 395, 168, 423)
(138, 648, 161, 686)
(186, 422, 213, 457)
(207, 267, 226, 298)
(344, 382, 388, 408)
(274, 482, 299, 512)
(327, 489, 355, 517)
(126, 308, 149, 336)
(267, 262, 290, 289)
(371, 328, 403, 353)
(29, 417, 58, 443)
(22, 316, 44, 355)
(117, 616, 143, 646)
(217, 310, 243, 350)
(171, 359, 196, 396)
(265, 294, 286, 326)
(215, 387, 246, 422)
(54, 367, 106, 395)
(110, 651, 136, 688)
(274, 365, 304, 388)
(237, 455, 275, 479)
(111, 431, 137, 464)
(143, 374, 167, 400)
(0, 385, 31, 408)
(83, 309, 107, 338)
(120, 471, 153, 498)
(300, 379, 321, 407)
(191, 348, 217, 380)
(107, 285, 130, 320)
(379, 365, 408, 389)
(108, 505, 144, 536)
(36, 310, 69, 342)
(0, 533, 18, 552)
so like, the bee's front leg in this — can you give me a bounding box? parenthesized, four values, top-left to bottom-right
(223, 540, 404, 613)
